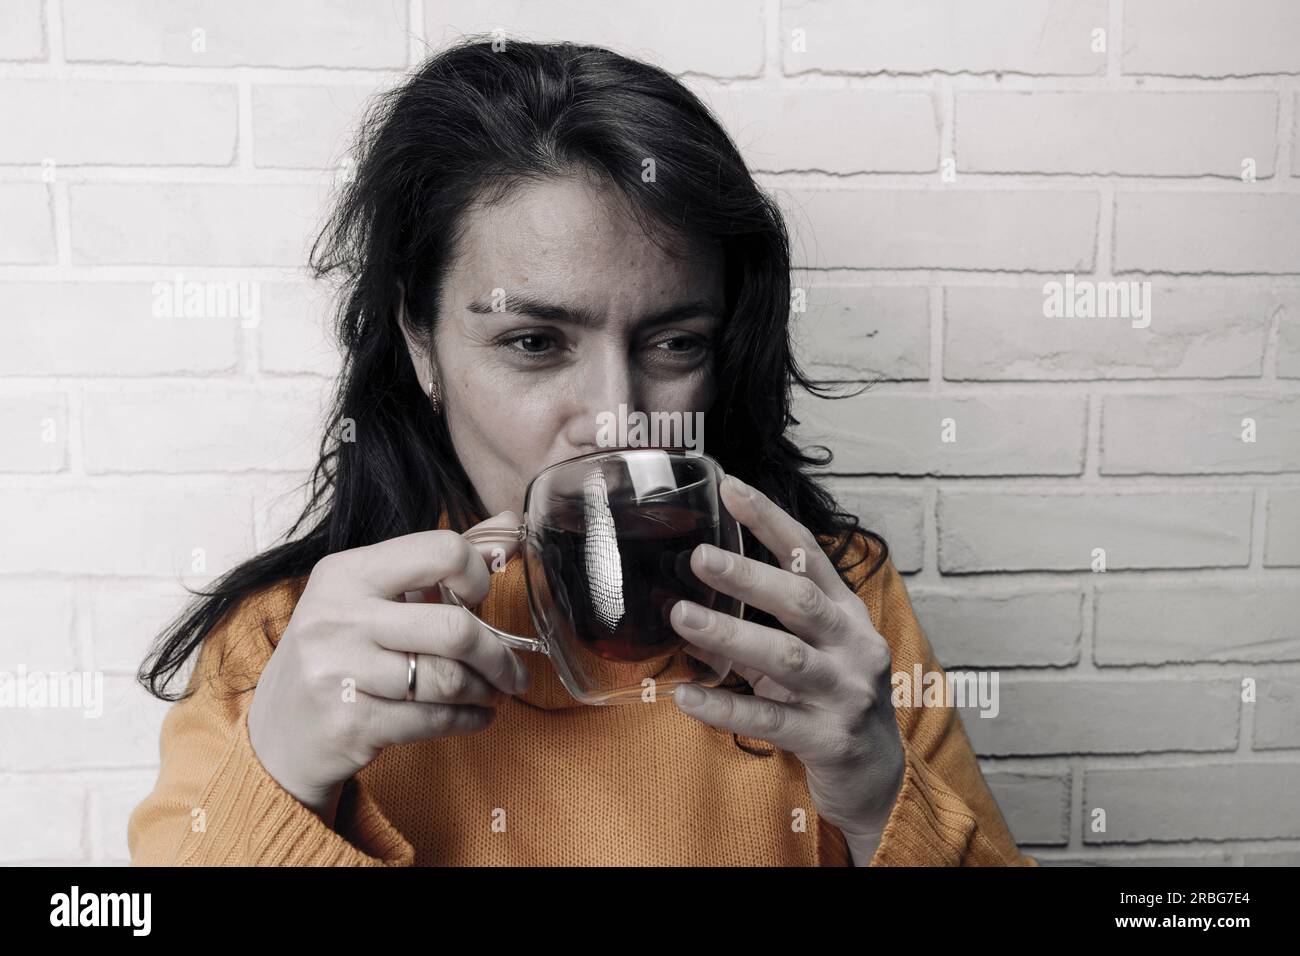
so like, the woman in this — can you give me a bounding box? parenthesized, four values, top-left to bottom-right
(129, 37, 1034, 867)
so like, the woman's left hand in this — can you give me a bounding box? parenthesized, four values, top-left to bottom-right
(669, 474, 906, 857)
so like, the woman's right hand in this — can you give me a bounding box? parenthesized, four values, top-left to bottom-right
(246, 511, 530, 822)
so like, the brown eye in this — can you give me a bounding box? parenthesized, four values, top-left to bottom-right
(651, 335, 709, 358)
(515, 335, 551, 353)
(497, 332, 560, 360)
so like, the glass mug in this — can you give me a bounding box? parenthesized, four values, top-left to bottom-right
(438, 447, 745, 705)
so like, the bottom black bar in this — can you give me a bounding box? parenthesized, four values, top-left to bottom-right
(4, 864, 1285, 941)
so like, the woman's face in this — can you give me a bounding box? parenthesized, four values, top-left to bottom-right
(404, 172, 726, 517)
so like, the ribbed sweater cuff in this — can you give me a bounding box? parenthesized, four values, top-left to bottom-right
(867, 737, 977, 867)
(176, 708, 415, 866)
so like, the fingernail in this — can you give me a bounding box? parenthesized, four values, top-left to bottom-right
(676, 684, 704, 706)
(514, 665, 531, 693)
(677, 601, 714, 630)
(700, 545, 732, 574)
(724, 475, 752, 499)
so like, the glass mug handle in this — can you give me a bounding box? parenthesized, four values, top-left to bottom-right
(437, 523, 549, 655)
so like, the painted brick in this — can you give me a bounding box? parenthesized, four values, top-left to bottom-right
(0, 488, 256, 576)
(1123, 0, 1300, 77)
(428, 0, 765, 77)
(939, 492, 1254, 572)
(792, 285, 930, 382)
(912, 587, 1082, 667)
(985, 771, 1071, 845)
(251, 83, 381, 169)
(1084, 763, 1300, 842)
(0, 80, 237, 165)
(81, 384, 327, 473)
(0, 392, 67, 472)
(0, 0, 46, 61)
(785, 189, 1098, 271)
(1101, 393, 1300, 474)
(0, 282, 240, 375)
(792, 393, 1086, 475)
(1115, 193, 1300, 275)
(63, 0, 408, 68)
(70, 184, 327, 267)
(1, 185, 55, 264)
(703, 89, 938, 173)
(782, 0, 1107, 76)
(1095, 583, 1300, 664)
(944, 286, 1282, 381)
(820, 483, 925, 573)
(960, 679, 1240, 756)
(1254, 678, 1300, 750)
(1264, 489, 1300, 566)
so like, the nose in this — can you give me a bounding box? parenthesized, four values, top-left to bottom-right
(566, 344, 638, 454)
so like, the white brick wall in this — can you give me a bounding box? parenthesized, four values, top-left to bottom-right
(1, 0, 1297, 866)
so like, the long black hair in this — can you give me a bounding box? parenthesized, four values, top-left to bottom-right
(138, 37, 888, 754)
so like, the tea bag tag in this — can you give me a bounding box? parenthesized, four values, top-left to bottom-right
(624, 449, 678, 500)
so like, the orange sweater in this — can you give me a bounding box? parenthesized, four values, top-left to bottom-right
(128, 528, 1036, 866)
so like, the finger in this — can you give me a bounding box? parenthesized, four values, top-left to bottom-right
(720, 475, 848, 599)
(332, 510, 522, 601)
(353, 647, 506, 707)
(690, 543, 849, 646)
(362, 695, 498, 747)
(670, 599, 838, 697)
(671, 683, 815, 753)
(321, 529, 486, 600)
(366, 600, 531, 697)
(460, 509, 525, 598)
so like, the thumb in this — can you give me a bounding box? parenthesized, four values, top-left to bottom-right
(407, 510, 522, 605)
(467, 509, 524, 569)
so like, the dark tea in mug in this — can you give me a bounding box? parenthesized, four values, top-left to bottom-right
(440, 447, 743, 704)
(538, 490, 729, 663)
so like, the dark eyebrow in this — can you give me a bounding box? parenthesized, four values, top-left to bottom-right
(466, 294, 722, 329)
